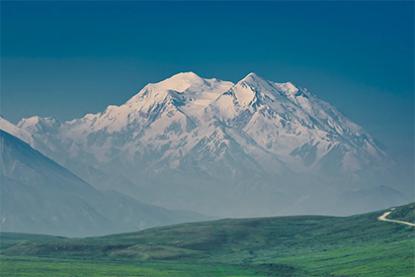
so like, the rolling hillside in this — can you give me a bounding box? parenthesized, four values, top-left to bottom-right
(1, 203, 414, 276)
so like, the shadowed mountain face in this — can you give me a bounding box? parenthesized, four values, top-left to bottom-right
(8, 72, 409, 216)
(0, 130, 203, 237)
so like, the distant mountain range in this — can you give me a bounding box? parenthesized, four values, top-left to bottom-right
(0, 129, 202, 237)
(1, 72, 409, 219)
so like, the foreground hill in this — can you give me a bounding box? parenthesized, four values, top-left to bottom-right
(0, 129, 202, 237)
(1, 203, 414, 276)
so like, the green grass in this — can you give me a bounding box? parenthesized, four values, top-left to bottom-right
(1, 203, 414, 276)
(272, 239, 414, 277)
(0, 256, 264, 277)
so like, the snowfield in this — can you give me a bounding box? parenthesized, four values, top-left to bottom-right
(1, 72, 405, 217)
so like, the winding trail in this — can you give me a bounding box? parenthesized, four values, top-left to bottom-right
(377, 208, 415, 227)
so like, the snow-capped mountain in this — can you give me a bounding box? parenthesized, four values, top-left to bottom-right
(14, 72, 401, 216)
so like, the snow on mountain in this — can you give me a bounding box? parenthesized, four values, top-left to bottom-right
(210, 72, 384, 173)
(14, 72, 394, 216)
(0, 116, 33, 145)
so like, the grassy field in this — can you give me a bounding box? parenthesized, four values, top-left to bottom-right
(1, 203, 414, 276)
(0, 256, 267, 277)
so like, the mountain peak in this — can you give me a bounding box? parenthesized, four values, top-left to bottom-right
(128, 72, 206, 98)
(171, 71, 201, 79)
(127, 72, 233, 107)
(153, 72, 205, 93)
(17, 115, 41, 126)
(245, 72, 260, 78)
(18, 116, 58, 130)
(240, 72, 266, 83)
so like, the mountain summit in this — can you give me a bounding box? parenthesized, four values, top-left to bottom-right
(14, 72, 402, 217)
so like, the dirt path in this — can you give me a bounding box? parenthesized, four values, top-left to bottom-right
(378, 208, 415, 227)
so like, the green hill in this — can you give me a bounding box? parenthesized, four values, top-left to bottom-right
(388, 202, 415, 223)
(1, 203, 414, 277)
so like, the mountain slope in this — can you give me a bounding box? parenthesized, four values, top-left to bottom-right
(15, 72, 405, 216)
(1, 203, 414, 276)
(0, 129, 202, 237)
(0, 117, 33, 144)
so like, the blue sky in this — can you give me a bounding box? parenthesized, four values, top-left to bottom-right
(1, 1, 413, 163)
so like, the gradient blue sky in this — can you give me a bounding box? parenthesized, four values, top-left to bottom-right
(1, 1, 414, 163)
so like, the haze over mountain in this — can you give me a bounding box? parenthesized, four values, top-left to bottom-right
(9, 72, 409, 216)
(0, 126, 202, 237)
